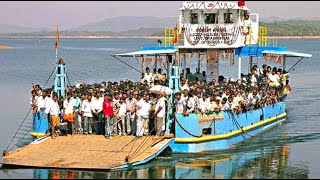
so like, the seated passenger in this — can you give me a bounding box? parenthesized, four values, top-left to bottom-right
(194, 68, 204, 82)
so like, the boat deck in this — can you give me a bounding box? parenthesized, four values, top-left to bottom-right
(1, 134, 173, 170)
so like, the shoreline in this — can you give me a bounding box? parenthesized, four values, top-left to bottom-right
(0, 35, 319, 39)
(266, 36, 320, 39)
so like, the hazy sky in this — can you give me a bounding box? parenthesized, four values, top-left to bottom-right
(0, 1, 319, 30)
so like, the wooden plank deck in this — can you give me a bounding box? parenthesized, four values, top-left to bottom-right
(1, 134, 173, 170)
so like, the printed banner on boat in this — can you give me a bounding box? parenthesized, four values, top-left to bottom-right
(198, 113, 224, 123)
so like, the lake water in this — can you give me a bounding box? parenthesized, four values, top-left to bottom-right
(0, 38, 319, 179)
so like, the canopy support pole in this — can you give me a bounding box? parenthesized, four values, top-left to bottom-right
(183, 53, 186, 79)
(155, 54, 158, 70)
(287, 57, 304, 73)
(141, 55, 144, 73)
(110, 55, 142, 74)
(283, 55, 286, 71)
(197, 52, 201, 72)
(238, 55, 242, 80)
(249, 56, 253, 72)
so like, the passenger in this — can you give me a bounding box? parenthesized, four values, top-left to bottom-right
(140, 73, 146, 84)
(117, 97, 127, 135)
(102, 93, 114, 139)
(63, 92, 76, 135)
(144, 67, 153, 86)
(213, 97, 221, 113)
(174, 92, 185, 114)
(155, 68, 163, 82)
(30, 90, 38, 115)
(179, 78, 190, 92)
(202, 71, 206, 82)
(112, 93, 120, 135)
(81, 93, 93, 134)
(193, 68, 204, 82)
(73, 91, 82, 134)
(268, 69, 280, 88)
(77, 93, 86, 134)
(125, 94, 137, 136)
(185, 67, 194, 82)
(220, 97, 230, 111)
(92, 91, 104, 135)
(142, 94, 151, 135)
(183, 90, 195, 116)
(44, 93, 60, 139)
(135, 93, 151, 136)
(154, 92, 166, 136)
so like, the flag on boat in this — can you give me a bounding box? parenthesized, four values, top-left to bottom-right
(171, 21, 178, 44)
(54, 25, 59, 49)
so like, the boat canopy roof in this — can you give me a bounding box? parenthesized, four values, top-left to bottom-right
(113, 46, 177, 57)
(261, 50, 312, 58)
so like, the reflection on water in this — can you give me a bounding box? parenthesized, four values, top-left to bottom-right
(1, 143, 309, 179)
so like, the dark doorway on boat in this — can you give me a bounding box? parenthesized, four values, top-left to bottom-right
(202, 128, 212, 135)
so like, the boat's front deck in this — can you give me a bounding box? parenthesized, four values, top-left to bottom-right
(1, 134, 173, 170)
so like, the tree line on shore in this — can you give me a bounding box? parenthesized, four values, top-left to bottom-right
(1, 20, 319, 37)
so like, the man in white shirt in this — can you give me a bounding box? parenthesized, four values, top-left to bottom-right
(112, 93, 120, 135)
(125, 94, 137, 135)
(144, 67, 153, 86)
(73, 91, 82, 134)
(174, 92, 185, 114)
(81, 93, 94, 134)
(30, 90, 38, 115)
(91, 91, 104, 134)
(44, 93, 60, 139)
(220, 97, 230, 111)
(63, 92, 76, 135)
(197, 93, 210, 114)
(268, 70, 280, 88)
(117, 97, 127, 135)
(242, 14, 252, 45)
(36, 90, 48, 113)
(182, 90, 195, 115)
(135, 94, 151, 136)
(154, 92, 166, 136)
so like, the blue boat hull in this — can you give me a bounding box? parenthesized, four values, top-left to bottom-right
(170, 102, 286, 153)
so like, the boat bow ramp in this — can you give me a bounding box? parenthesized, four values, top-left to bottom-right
(1, 135, 173, 170)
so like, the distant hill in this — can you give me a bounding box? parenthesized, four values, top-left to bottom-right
(0, 24, 52, 33)
(70, 16, 178, 32)
(1, 17, 320, 37)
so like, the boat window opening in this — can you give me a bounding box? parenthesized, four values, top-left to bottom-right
(204, 13, 217, 24)
(190, 13, 199, 24)
(240, 10, 245, 21)
(202, 128, 212, 135)
(224, 12, 233, 24)
(260, 114, 263, 121)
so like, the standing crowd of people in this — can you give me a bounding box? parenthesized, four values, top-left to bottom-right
(30, 63, 291, 139)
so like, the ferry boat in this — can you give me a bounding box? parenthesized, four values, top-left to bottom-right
(114, 1, 312, 153)
(1, 1, 312, 170)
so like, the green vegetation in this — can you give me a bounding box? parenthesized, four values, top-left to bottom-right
(260, 20, 320, 36)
